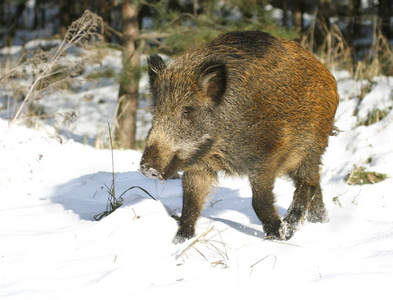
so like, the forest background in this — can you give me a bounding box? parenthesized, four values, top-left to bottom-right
(0, 0, 392, 148)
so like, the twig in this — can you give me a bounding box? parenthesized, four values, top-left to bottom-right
(176, 226, 216, 260)
(250, 254, 277, 275)
(1, 10, 103, 138)
(117, 185, 156, 201)
(266, 240, 302, 248)
(176, 225, 228, 266)
(108, 120, 116, 200)
(93, 120, 156, 221)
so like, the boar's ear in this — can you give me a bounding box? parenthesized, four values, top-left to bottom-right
(196, 60, 227, 104)
(147, 54, 166, 87)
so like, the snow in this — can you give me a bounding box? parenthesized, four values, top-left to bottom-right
(1, 48, 393, 299)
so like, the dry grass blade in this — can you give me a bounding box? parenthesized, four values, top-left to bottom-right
(346, 165, 388, 186)
(65, 10, 104, 47)
(176, 226, 216, 260)
(317, 20, 352, 72)
(300, 10, 352, 73)
(249, 254, 277, 275)
(93, 121, 156, 221)
(299, 10, 317, 54)
(176, 225, 228, 266)
(367, 18, 393, 77)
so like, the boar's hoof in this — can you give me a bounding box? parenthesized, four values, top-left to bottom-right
(265, 221, 295, 241)
(280, 221, 295, 240)
(263, 221, 286, 240)
(172, 235, 187, 244)
(172, 227, 195, 244)
(307, 206, 329, 223)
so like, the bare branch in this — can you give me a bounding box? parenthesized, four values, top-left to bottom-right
(0, 10, 104, 142)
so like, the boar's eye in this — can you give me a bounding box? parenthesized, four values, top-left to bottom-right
(181, 107, 193, 120)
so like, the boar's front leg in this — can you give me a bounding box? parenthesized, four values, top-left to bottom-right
(249, 172, 285, 240)
(173, 169, 216, 244)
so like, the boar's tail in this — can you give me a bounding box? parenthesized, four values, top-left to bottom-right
(330, 126, 340, 136)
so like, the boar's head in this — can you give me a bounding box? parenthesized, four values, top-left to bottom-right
(140, 54, 227, 180)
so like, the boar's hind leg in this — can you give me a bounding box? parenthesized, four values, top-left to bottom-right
(249, 173, 284, 240)
(307, 185, 329, 223)
(173, 170, 216, 244)
(284, 161, 328, 240)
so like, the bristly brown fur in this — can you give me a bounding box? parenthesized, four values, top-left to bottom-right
(140, 30, 339, 243)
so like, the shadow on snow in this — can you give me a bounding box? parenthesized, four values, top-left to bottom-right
(49, 170, 287, 240)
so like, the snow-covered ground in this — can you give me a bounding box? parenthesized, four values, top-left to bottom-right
(1, 47, 393, 299)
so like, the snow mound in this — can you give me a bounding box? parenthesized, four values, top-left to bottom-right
(1, 57, 393, 298)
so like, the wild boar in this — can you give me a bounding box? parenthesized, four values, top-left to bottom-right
(140, 30, 339, 243)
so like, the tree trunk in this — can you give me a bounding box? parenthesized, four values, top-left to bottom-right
(282, 0, 288, 30)
(59, 0, 76, 38)
(33, 0, 41, 29)
(0, 1, 4, 26)
(6, 0, 27, 46)
(293, 0, 304, 32)
(115, 0, 140, 149)
(95, 0, 114, 42)
(318, 0, 333, 29)
(348, 0, 361, 46)
(378, 0, 391, 39)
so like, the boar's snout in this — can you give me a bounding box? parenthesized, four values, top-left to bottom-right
(139, 148, 165, 180)
(139, 141, 180, 180)
(140, 143, 184, 181)
(139, 161, 164, 180)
